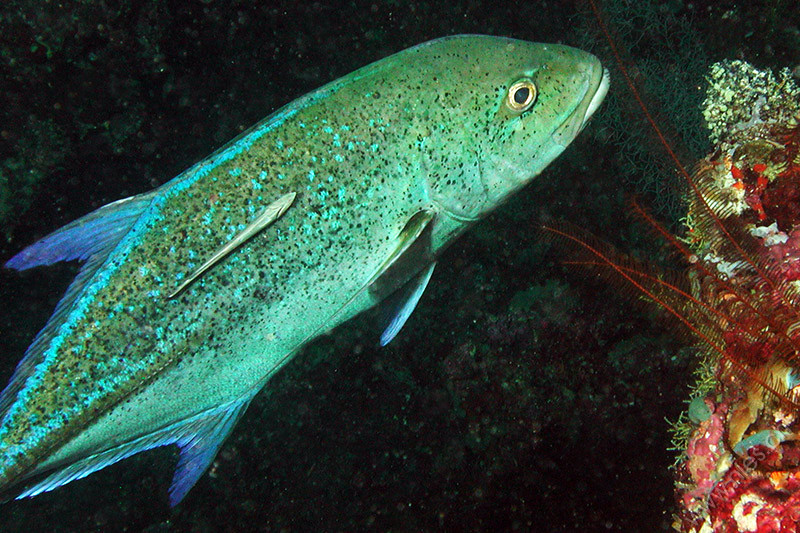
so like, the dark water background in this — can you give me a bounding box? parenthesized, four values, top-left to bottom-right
(0, 0, 797, 531)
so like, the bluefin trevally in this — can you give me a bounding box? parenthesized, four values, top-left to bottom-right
(0, 35, 609, 505)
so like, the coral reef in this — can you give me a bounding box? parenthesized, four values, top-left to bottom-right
(672, 60, 800, 532)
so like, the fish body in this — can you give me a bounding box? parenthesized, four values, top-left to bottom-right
(0, 35, 608, 503)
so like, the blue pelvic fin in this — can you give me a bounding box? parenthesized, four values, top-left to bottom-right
(0, 191, 156, 420)
(380, 262, 436, 346)
(16, 393, 254, 504)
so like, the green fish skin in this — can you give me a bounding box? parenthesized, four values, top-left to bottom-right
(0, 35, 608, 504)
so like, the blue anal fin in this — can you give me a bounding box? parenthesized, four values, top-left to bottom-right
(15, 393, 254, 505)
(379, 262, 436, 347)
(169, 394, 253, 506)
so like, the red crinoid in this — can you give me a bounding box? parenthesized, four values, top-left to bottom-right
(545, 1, 800, 531)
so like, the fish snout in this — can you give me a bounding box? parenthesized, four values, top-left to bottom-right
(552, 62, 610, 147)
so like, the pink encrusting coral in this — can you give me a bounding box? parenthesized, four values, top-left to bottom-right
(681, 399, 726, 514)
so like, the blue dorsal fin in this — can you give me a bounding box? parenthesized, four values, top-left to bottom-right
(15, 393, 255, 503)
(379, 262, 436, 346)
(0, 191, 156, 420)
(6, 191, 156, 270)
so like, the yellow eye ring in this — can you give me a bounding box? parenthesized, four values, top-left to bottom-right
(506, 78, 537, 113)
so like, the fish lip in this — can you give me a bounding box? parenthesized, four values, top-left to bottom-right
(584, 67, 611, 125)
(552, 61, 610, 147)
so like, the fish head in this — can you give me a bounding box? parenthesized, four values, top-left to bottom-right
(421, 36, 610, 222)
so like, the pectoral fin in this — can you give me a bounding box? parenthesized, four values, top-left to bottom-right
(367, 208, 435, 287)
(260, 208, 438, 382)
(169, 192, 296, 298)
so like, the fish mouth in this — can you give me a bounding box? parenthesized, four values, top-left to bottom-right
(583, 67, 611, 125)
(552, 62, 610, 147)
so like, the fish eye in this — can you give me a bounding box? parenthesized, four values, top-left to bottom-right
(506, 78, 537, 113)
